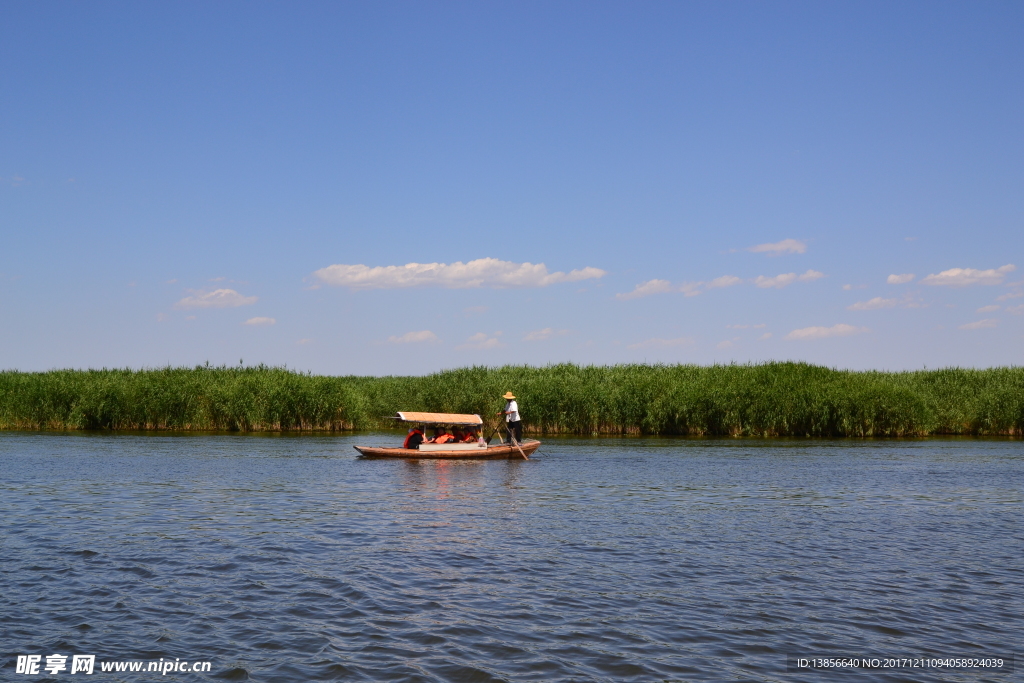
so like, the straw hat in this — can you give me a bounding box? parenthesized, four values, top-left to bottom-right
(502, 391, 516, 399)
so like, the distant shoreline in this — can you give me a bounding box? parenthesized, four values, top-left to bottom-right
(2, 363, 1022, 437)
(2, 430, 1021, 442)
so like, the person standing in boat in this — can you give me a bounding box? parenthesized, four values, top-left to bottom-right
(498, 391, 523, 444)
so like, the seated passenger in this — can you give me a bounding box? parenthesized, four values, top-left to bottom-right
(403, 426, 425, 449)
(461, 428, 478, 443)
(428, 427, 455, 444)
(451, 427, 465, 442)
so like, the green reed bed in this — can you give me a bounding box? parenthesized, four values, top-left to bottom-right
(1, 363, 1022, 436)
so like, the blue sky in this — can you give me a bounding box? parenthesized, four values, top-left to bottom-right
(2, 1, 1022, 374)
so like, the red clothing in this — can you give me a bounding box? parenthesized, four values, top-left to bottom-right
(403, 429, 424, 449)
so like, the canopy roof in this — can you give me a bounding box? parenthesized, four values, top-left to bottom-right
(395, 411, 483, 426)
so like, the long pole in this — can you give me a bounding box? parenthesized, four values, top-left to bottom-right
(483, 421, 502, 444)
(504, 418, 528, 460)
(495, 403, 529, 459)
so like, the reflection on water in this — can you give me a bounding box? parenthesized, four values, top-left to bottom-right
(1, 433, 1021, 682)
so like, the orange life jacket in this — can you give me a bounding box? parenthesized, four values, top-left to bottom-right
(403, 429, 423, 449)
(461, 433, 476, 442)
(433, 433, 454, 444)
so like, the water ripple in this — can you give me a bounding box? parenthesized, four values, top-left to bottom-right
(1, 434, 1021, 681)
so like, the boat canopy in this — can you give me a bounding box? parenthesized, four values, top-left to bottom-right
(395, 411, 483, 426)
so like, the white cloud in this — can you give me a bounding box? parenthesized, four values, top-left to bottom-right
(457, 332, 503, 350)
(887, 273, 915, 284)
(754, 269, 824, 289)
(627, 336, 695, 349)
(618, 275, 742, 300)
(387, 330, 438, 344)
(759, 332, 773, 340)
(616, 279, 673, 300)
(679, 282, 703, 297)
(716, 337, 741, 349)
(842, 284, 867, 290)
(754, 272, 792, 289)
(921, 264, 1015, 287)
(959, 319, 998, 330)
(848, 297, 899, 311)
(523, 328, 569, 341)
(976, 305, 1000, 313)
(747, 238, 807, 255)
(312, 258, 605, 290)
(619, 270, 817, 299)
(706, 275, 743, 289)
(243, 317, 276, 326)
(1006, 304, 1024, 315)
(996, 291, 1023, 301)
(173, 289, 258, 310)
(785, 324, 868, 340)
(679, 275, 743, 296)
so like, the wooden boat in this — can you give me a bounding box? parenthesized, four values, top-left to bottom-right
(354, 411, 540, 459)
(354, 440, 541, 459)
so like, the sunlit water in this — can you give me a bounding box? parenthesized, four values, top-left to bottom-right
(1, 433, 1020, 682)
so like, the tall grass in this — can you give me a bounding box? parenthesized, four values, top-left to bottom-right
(1, 362, 1022, 436)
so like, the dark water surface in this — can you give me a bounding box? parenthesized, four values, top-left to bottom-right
(1, 434, 1020, 682)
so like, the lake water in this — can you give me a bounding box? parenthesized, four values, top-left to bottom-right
(1, 433, 1020, 682)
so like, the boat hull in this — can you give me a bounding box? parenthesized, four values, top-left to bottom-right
(354, 440, 541, 459)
